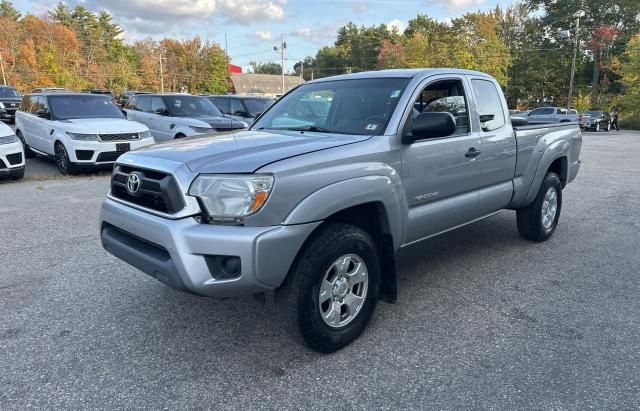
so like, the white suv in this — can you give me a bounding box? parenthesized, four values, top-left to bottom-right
(0, 121, 24, 180)
(16, 93, 155, 175)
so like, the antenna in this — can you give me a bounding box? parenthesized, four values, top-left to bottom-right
(224, 33, 238, 147)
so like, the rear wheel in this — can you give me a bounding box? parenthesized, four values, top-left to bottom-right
(277, 223, 380, 353)
(16, 130, 35, 158)
(516, 172, 562, 242)
(54, 142, 76, 175)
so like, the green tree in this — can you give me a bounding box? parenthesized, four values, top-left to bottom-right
(614, 34, 640, 114)
(250, 61, 282, 75)
(0, 0, 20, 21)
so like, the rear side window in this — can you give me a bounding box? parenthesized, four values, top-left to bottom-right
(471, 79, 505, 132)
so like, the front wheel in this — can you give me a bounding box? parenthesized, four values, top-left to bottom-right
(606, 122, 611, 131)
(516, 172, 562, 242)
(277, 223, 380, 353)
(54, 142, 76, 175)
(595, 122, 600, 132)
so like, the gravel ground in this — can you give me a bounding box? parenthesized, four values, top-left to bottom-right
(1, 130, 639, 409)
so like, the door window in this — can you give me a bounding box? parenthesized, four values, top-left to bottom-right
(413, 79, 470, 136)
(471, 79, 505, 131)
(212, 97, 230, 114)
(150, 97, 167, 114)
(126, 96, 138, 110)
(136, 96, 152, 112)
(529, 108, 554, 116)
(230, 99, 245, 116)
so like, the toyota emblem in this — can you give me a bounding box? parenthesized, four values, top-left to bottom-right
(127, 173, 141, 194)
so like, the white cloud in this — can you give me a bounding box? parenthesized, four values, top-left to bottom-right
(291, 21, 344, 44)
(426, 0, 486, 11)
(352, 2, 368, 13)
(387, 19, 407, 33)
(59, 0, 288, 37)
(254, 30, 275, 41)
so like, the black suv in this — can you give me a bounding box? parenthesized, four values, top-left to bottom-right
(0, 85, 22, 123)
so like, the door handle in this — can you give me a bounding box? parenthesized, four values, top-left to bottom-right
(465, 147, 482, 158)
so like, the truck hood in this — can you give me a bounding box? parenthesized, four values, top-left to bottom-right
(59, 118, 148, 133)
(125, 130, 371, 173)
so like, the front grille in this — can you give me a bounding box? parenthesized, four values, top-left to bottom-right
(96, 152, 124, 162)
(110, 165, 185, 214)
(98, 133, 140, 141)
(6, 152, 22, 165)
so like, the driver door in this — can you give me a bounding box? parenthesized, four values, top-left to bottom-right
(148, 97, 173, 140)
(400, 76, 484, 243)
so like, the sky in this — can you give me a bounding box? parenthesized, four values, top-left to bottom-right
(13, 0, 513, 72)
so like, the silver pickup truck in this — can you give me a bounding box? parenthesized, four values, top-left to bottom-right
(100, 69, 582, 352)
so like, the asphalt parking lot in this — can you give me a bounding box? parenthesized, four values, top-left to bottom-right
(1, 131, 639, 409)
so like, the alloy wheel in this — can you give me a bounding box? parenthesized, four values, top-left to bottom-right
(318, 254, 369, 328)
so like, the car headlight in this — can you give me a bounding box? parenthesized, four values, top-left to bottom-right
(67, 132, 99, 141)
(0, 134, 18, 144)
(190, 126, 213, 134)
(139, 130, 153, 139)
(189, 175, 274, 220)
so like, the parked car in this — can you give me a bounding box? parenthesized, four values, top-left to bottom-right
(116, 91, 151, 107)
(0, 121, 25, 180)
(0, 85, 23, 123)
(207, 95, 275, 123)
(124, 94, 247, 141)
(579, 110, 611, 132)
(527, 107, 579, 124)
(31, 87, 69, 93)
(15, 92, 154, 175)
(100, 68, 582, 353)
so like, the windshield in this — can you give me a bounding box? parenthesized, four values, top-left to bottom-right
(252, 78, 410, 135)
(0, 88, 20, 98)
(243, 98, 274, 116)
(49, 95, 124, 120)
(163, 95, 222, 117)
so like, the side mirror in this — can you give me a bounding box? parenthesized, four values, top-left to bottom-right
(404, 112, 456, 143)
(254, 112, 262, 118)
(511, 116, 529, 127)
(155, 108, 168, 115)
(35, 109, 49, 119)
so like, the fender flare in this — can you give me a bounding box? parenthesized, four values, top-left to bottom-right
(523, 140, 570, 205)
(283, 175, 405, 251)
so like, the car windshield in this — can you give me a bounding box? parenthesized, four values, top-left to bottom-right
(0, 88, 20, 98)
(252, 78, 410, 135)
(163, 95, 222, 117)
(243, 98, 274, 116)
(49, 95, 124, 120)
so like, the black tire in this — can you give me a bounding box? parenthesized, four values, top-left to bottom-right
(16, 130, 35, 158)
(277, 223, 381, 353)
(606, 122, 611, 131)
(54, 141, 76, 175)
(516, 172, 562, 242)
(595, 122, 600, 132)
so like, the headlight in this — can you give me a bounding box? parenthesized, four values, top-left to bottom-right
(67, 132, 99, 141)
(0, 134, 18, 144)
(190, 126, 213, 134)
(139, 130, 153, 139)
(189, 175, 274, 220)
(0, 102, 5, 109)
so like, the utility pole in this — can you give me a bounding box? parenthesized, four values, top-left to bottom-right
(299, 61, 304, 84)
(567, 3, 583, 110)
(159, 54, 165, 93)
(0, 51, 6, 85)
(274, 36, 286, 94)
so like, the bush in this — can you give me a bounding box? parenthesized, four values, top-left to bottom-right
(619, 115, 640, 130)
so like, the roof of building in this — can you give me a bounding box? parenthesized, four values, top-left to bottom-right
(229, 73, 303, 96)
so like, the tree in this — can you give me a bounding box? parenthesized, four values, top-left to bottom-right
(0, 0, 20, 21)
(250, 61, 281, 75)
(614, 34, 640, 114)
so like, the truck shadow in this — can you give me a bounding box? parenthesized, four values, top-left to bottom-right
(126, 211, 532, 368)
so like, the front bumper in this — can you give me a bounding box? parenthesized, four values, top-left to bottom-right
(69, 138, 155, 164)
(0, 141, 25, 172)
(100, 198, 320, 298)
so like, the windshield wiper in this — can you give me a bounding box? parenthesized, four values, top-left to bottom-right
(285, 125, 332, 133)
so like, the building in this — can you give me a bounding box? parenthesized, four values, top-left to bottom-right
(229, 73, 303, 98)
